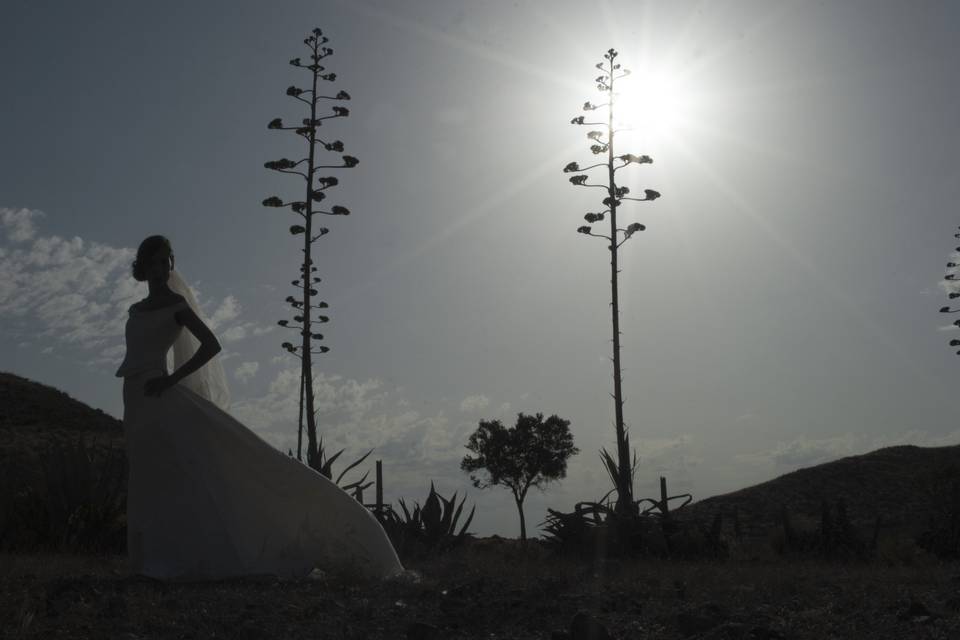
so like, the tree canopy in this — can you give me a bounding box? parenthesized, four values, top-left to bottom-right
(461, 412, 579, 541)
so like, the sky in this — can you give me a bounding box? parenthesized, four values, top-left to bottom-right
(2, 0, 960, 539)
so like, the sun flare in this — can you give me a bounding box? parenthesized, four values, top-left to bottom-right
(611, 66, 696, 148)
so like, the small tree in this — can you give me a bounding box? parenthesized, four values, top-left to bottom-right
(563, 48, 660, 516)
(940, 225, 960, 354)
(262, 27, 357, 475)
(461, 412, 579, 542)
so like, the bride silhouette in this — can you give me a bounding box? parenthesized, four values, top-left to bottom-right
(115, 235, 407, 582)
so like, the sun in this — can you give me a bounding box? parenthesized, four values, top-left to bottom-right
(610, 66, 695, 148)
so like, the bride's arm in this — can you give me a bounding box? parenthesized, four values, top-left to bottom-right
(169, 307, 222, 385)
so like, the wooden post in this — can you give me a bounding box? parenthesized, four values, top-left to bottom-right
(660, 476, 669, 515)
(376, 459, 383, 517)
(355, 485, 363, 504)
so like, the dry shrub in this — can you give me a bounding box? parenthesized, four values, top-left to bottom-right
(0, 438, 126, 553)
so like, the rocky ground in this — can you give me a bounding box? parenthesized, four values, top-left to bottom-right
(3, 538, 960, 639)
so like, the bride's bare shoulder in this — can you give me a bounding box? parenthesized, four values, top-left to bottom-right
(129, 293, 187, 313)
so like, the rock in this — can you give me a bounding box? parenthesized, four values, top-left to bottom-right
(943, 595, 960, 612)
(570, 611, 613, 640)
(700, 622, 749, 639)
(748, 625, 786, 639)
(674, 580, 688, 601)
(676, 603, 728, 637)
(439, 595, 467, 614)
(700, 622, 786, 640)
(406, 621, 441, 640)
(897, 599, 940, 623)
(99, 595, 127, 619)
(389, 569, 424, 586)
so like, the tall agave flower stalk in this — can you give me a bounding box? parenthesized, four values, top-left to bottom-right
(262, 27, 357, 476)
(940, 225, 960, 354)
(564, 48, 660, 517)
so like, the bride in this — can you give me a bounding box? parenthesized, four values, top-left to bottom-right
(115, 235, 407, 582)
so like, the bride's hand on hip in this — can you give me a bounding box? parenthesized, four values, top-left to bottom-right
(144, 374, 175, 397)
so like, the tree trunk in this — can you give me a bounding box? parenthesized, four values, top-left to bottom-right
(296, 371, 304, 461)
(302, 48, 321, 474)
(514, 495, 527, 543)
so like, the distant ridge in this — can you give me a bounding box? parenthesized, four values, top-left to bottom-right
(678, 444, 960, 537)
(0, 371, 123, 486)
(0, 371, 121, 435)
(1, 370, 956, 542)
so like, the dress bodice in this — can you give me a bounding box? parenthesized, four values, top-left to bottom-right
(115, 300, 189, 378)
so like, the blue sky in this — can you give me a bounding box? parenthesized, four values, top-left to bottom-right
(3, 0, 960, 537)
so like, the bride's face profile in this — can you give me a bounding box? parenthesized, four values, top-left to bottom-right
(144, 247, 175, 285)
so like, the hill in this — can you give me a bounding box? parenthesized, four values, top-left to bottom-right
(677, 444, 960, 539)
(2, 370, 956, 544)
(0, 371, 123, 485)
(0, 370, 121, 436)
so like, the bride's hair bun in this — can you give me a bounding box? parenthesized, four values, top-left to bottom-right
(132, 235, 173, 282)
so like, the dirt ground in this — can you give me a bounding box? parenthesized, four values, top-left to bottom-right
(3, 540, 960, 640)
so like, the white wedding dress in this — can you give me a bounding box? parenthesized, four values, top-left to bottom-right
(115, 299, 405, 581)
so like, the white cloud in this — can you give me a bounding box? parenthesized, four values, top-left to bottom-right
(772, 434, 857, 467)
(217, 349, 241, 362)
(459, 394, 490, 412)
(233, 361, 260, 383)
(221, 325, 248, 342)
(0, 206, 269, 372)
(99, 344, 125, 358)
(0, 208, 42, 243)
(735, 429, 960, 472)
(229, 367, 483, 500)
(220, 321, 276, 343)
(871, 428, 960, 449)
(0, 223, 135, 350)
(624, 434, 702, 492)
(207, 295, 240, 331)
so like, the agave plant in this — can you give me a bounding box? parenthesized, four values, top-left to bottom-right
(917, 462, 960, 559)
(566, 49, 661, 517)
(312, 434, 375, 496)
(596, 449, 692, 518)
(776, 500, 877, 561)
(538, 505, 601, 557)
(52, 438, 127, 552)
(378, 481, 476, 556)
(0, 437, 129, 553)
(264, 27, 357, 473)
(538, 469, 728, 560)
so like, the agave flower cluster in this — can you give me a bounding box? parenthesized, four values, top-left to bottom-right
(940, 225, 960, 355)
(564, 50, 660, 250)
